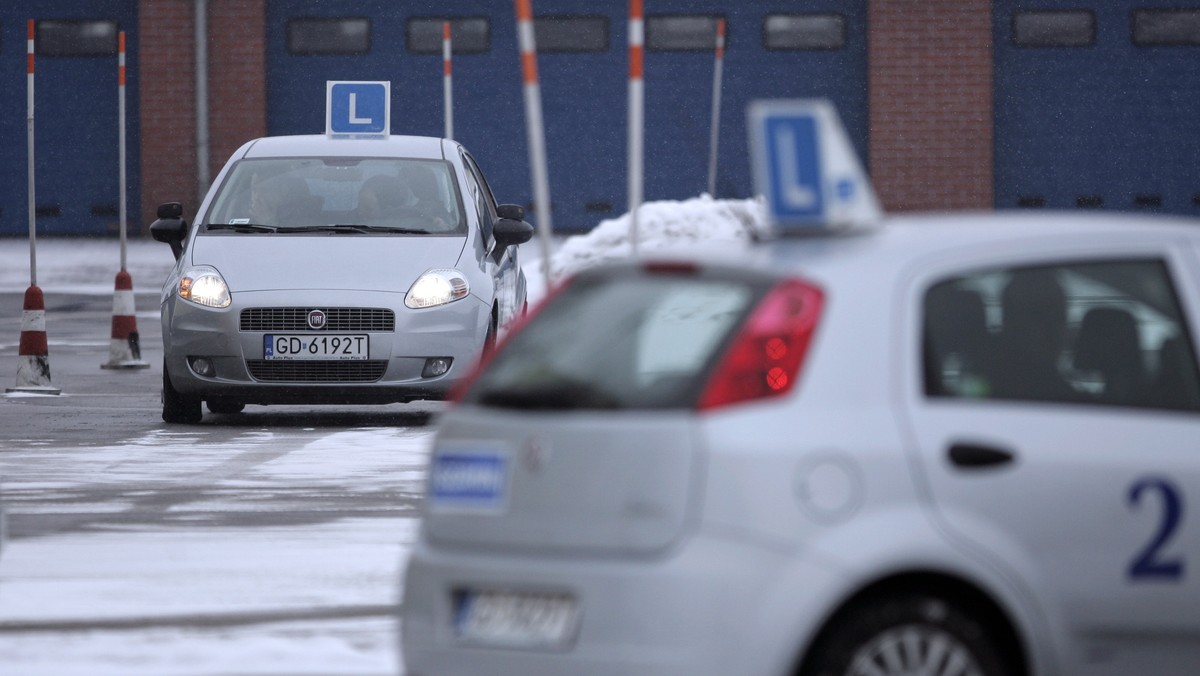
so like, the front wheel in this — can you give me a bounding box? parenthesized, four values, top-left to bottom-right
(162, 363, 203, 424)
(800, 593, 1010, 676)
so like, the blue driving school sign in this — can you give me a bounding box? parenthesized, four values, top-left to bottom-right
(748, 99, 881, 233)
(326, 81, 390, 136)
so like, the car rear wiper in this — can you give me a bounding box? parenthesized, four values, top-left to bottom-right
(475, 382, 622, 410)
(205, 222, 278, 233)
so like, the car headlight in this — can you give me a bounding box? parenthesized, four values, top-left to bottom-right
(406, 269, 470, 309)
(179, 266, 231, 308)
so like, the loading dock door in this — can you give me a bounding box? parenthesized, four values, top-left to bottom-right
(994, 2, 1200, 214)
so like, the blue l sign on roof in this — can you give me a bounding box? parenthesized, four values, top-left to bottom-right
(326, 81, 390, 136)
(748, 99, 882, 233)
(762, 114, 823, 223)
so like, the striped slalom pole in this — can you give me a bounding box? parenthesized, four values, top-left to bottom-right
(515, 0, 554, 287)
(443, 21, 454, 140)
(118, 31, 128, 272)
(103, 31, 148, 370)
(706, 18, 726, 198)
(9, 19, 60, 395)
(26, 19, 36, 290)
(628, 0, 644, 257)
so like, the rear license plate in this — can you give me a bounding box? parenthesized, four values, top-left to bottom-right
(263, 334, 368, 360)
(454, 589, 579, 648)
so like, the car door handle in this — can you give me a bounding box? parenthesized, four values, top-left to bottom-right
(947, 442, 1016, 469)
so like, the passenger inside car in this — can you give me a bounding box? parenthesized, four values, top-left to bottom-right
(1072, 306, 1146, 406)
(399, 165, 453, 229)
(988, 268, 1079, 402)
(357, 174, 416, 225)
(250, 174, 317, 226)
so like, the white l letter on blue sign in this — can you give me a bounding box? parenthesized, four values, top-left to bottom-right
(326, 81, 390, 136)
(748, 99, 881, 233)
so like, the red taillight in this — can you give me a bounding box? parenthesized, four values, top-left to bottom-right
(447, 276, 574, 404)
(697, 278, 824, 411)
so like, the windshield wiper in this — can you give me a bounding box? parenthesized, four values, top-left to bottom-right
(293, 224, 433, 235)
(205, 222, 278, 233)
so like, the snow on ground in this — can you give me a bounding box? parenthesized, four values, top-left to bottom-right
(0, 197, 765, 674)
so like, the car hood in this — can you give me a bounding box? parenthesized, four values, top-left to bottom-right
(188, 234, 467, 292)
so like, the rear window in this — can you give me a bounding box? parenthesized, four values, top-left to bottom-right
(463, 270, 768, 410)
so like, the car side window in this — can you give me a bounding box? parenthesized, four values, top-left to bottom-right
(923, 259, 1200, 411)
(462, 154, 497, 243)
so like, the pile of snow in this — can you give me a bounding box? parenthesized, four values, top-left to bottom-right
(548, 194, 767, 282)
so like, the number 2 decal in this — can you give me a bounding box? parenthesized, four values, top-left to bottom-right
(1126, 477, 1186, 581)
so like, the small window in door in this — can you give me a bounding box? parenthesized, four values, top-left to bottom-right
(923, 259, 1200, 411)
(38, 20, 118, 56)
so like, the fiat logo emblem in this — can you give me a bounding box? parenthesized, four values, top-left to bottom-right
(306, 309, 327, 330)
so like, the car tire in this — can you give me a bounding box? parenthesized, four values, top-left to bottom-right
(162, 364, 203, 424)
(206, 399, 245, 415)
(800, 593, 1010, 676)
(482, 312, 498, 358)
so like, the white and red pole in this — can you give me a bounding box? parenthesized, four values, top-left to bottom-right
(515, 0, 554, 286)
(118, 31, 128, 271)
(9, 19, 60, 394)
(104, 30, 148, 370)
(628, 0, 644, 257)
(706, 18, 726, 198)
(443, 21, 454, 140)
(26, 19, 36, 289)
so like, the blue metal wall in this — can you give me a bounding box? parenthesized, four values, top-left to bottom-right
(994, 1, 1200, 215)
(0, 1, 140, 236)
(266, 1, 867, 231)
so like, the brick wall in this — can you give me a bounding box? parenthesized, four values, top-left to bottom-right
(208, 0, 267, 180)
(868, 0, 994, 211)
(138, 0, 267, 230)
(138, 0, 197, 229)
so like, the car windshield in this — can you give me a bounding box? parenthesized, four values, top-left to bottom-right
(203, 157, 465, 234)
(463, 270, 767, 410)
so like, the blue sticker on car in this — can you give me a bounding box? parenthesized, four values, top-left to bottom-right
(429, 447, 510, 513)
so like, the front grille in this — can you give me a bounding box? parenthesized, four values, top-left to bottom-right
(246, 360, 388, 383)
(240, 308, 395, 332)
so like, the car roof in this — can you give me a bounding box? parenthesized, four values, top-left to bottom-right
(238, 134, 451, 160)
(730, 210, 1200, 277)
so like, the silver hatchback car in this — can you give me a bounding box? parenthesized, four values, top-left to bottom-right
(402, 213, 1200, 675)
(151, 135, 532, 423)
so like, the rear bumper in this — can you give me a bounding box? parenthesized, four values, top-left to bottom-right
(399, 532, 843, 676)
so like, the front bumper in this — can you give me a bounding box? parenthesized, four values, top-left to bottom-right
(162, 289, 488, 404)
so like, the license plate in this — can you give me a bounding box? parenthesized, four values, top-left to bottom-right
(263, 334, 368, 360)
(454, 589, 579, 648)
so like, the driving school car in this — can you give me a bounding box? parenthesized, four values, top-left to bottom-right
(400, 103, 1199, 675)
(151, 134, 532, 423)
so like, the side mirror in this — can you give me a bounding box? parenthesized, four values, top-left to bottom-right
(493, 218, 534, 246)
(150, 202, 188, 261)
(491, 217, 534, 263)
(496, 203, 525, 221)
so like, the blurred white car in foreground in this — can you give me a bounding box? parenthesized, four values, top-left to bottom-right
(401, 211, 1199, 676)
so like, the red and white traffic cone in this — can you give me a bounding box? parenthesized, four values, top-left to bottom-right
(7, 285, 61, 395)
(101, 270, 149, 370)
